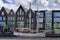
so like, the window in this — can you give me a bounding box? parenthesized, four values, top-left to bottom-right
(37, 12, 43, 17)
(20, 22, 24, 27)
(3, 17, 6, 20)
(21, 11, 24, 15)
(19, 17, 21, 20)
(8, 17, 15, 20)
(29, 22, 31, 28)
(17, 17, 24, 21)
(29, 12, 32, 22)
(8, 22, 15, 31)
(12, 17, 15, 20)
(2, 11, 4, 16)
(10, 17, 12, 20)
(54, 18, 60, 22)
(17, 9, 24, 16)
(8, 17, 10, 20)
(54, 22, 59, 29)
(21, 17, 24, 20)
(17, 12, 19, 15)
(37, 18, 43, 28)
(45, 18, 52, 22)
(29, 18, 31, 22)
(37, 23, 43, 28)
(20, 9, 22, 15)
(45, 11, 52, 30)
(37, 18, 43, 22)
(54, 12, 60, 17)
(8, 17, 12, 20)
(59, 24, 60, 28)
(11, 12, 13, 14)
(0, 17, 2, 20)
(45, 11, 52, 17)
(17, 17, 19, 20)
(17, 21, 24, 28)
(53, 11, 60, 34)
(36, 12, 44, 29)
(29, 19, 34, 28)
(27, 19, 29, 23)
(45, 23, 52, 30)
(0, 22, 5, 26)
(54, 22, 60, 34)
(32, 19, 33, 22)
(29, 13, 31, 18)
(8, 22, 15, 25)
(27, 11, 34, 28)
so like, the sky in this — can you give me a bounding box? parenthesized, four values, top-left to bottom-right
(0, 0, 60, 12)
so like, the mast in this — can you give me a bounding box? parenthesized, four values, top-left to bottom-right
(29, 1, 32, 33)
(37, 0, 42, 33)
(37, 1, 38, 11)
(37, 0, 39, 33)
(29, 2, 31, 9)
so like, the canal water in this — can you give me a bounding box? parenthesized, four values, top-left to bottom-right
(0, 37, 60, 40)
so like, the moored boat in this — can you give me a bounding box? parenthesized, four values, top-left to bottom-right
(14, 32, 45, 37)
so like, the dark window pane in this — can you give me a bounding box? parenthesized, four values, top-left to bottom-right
(17, 21, 24, 28)
(17, 9, 24, 16)
(45, 11, 52, 17)
(3, 17, 5, 20)
(2, 11, 4, 16)
(0, 17, 2, 20)
(37, 18, 43, 22)
(8, 17, 15, 20)
(37, 12, 43, 17)
(0, 22, 5, 26)
(54, 12, 60, 17)
(54, 18, 60, 22)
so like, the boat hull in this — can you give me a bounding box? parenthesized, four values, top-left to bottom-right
(14, 32, 45, 37)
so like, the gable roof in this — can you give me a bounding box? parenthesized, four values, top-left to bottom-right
(9, 9, 14, 14)
(1, 7, 7, 13)
(27, 8, 34, 14)
(16, 5, 28, 13)
(1, 7, 10, 14)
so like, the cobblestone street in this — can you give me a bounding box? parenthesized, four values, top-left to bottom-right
(0, 37, 60, 40)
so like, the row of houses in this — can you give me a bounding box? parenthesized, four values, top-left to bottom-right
(0, 5, 60, 34)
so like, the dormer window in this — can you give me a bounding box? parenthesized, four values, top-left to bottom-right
(2, 11, 4, 16)
(17, 12, 19, 15)
(17, 9, 24, 16)
(20, 9, 24, 15)
(29, 13, 31, 18)
(11, 12, 13, 14)
(29, 11, 31, 18)
(22, 12, 24, 15)
(20, 9, 22, 15)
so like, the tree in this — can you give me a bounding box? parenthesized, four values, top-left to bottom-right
(37, 22, 41, 28)
(3, 23, 7, 31)
(54, 22, 58, 29)
(37, 22, 41, 32)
